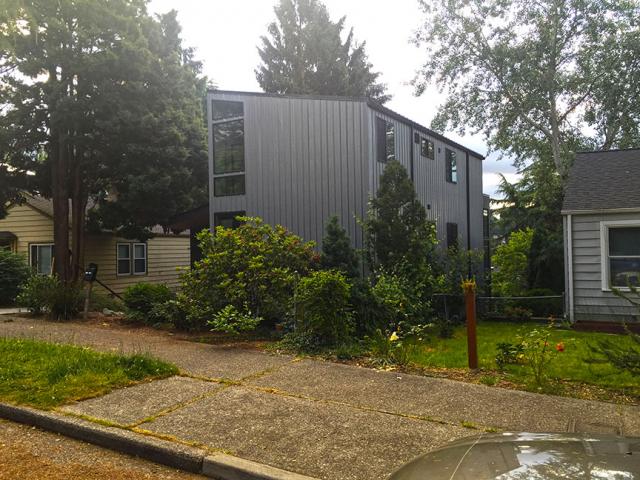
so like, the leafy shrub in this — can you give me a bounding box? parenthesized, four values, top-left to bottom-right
(320, 215, 359, 278)
(370, 270, 428, 332)
(504, 305, 533, 321)
(123, 283, 172, 324)
(292, 270, 353, 346)
(147, 295, 192, 331)
(90, 290, 124, 313)
(495, 341, 525, 369)
(0, 249, 31, 306)
(17, 274, 56, 315)
(518, 319, 564, 387)
(515, 288, 564, 317)
(208, 304, 262, 335)
(17, 275, 82, 319)
(492, 228, 534, 297)
(181, 217, 318, 329)
(366, 329, 417, 366)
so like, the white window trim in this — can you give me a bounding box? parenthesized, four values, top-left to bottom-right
(29, 243, 54, 276)
(133, 243, 147, 276)
(599, 220, 640, 291)
(116, 242, 132, 276)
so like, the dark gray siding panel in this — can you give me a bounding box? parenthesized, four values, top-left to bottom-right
(568, 212, 640, 322)
(208, 92, 369, 249)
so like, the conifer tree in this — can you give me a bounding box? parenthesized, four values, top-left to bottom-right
(321, 215, 359, 278)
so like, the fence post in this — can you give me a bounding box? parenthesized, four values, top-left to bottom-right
(462, 279, 478, 370)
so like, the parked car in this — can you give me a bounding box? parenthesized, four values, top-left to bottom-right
(389, 432, 640, 479)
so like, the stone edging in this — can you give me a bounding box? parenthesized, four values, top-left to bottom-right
(0, 402, 318, 480)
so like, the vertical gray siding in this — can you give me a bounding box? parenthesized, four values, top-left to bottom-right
(209, 92, 369, 249)
(567, 212, 640, 322)
(207, 92, 484, 257)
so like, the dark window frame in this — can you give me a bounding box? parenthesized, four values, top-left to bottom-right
(446, 223, 459, 250)
(420, 137, 435, 160)
(214, 175, 245, 197)
(211, 99, 246, 197)
(445, 148, 458, 183)
(376, 117, 395, 163)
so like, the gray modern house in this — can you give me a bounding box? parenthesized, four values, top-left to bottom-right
(562, 149, 640, 324)
(175, 90, 486, 264)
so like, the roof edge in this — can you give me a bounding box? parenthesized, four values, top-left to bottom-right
(576, 147, 640, 155)
(209, 89, 486, 160)
(562, 207, 640, 215)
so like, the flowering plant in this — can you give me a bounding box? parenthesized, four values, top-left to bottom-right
(518, 317, 564, 387)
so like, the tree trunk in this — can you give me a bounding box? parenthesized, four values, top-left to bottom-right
(52, 132, 71, 282)
(70, 159, 87, 283)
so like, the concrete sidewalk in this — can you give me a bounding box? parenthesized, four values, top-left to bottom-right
(1, 316, 639, 480)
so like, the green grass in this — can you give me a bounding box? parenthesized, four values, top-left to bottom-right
(404, 321, 640, 397)
(0, 337, 178, 408)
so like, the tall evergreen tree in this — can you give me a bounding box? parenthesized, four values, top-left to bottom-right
(0, 1, 207, 282)
(256, 0, 389, 103)
(364, 161, 437, 278)
(320, 215, 359, 278)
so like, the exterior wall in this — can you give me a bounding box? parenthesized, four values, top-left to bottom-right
(0, 203, 189, 294)
(0, 204, 55, 256)
(565, 211, 640, 322)
(209, 92, 370, 250)
(208, 91, 485, 256)
(366, 106, 484, 250)
(85, 234, 190, 295)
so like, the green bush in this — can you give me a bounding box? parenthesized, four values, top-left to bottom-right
(17, 275, 82, 320)
(208, 304, 262, 335)
(515, 288, 563, 317)
(123, 283, 172, 324)
(17, 275, 56, 315)
(370, 270, 428, 333)
(492, 228, 534, 297)
(292, 270, 353, 346)
(0, 249, 31, 306)
(181, 217, 318, 329)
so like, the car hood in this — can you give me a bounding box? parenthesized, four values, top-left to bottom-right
(389, 432, 640, 480)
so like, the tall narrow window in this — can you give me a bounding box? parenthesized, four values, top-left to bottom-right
(607, 227, 640, 287)
(211, 100, 245, 195)
(446, 148, 457, 183)
(446, 223, 458, 250)
(117, 243, 131, 275)
(133, 243, 147, 275)
(30, 244, 54, 275)
(376, 117, 395, 163)
(420, 138, 435, 159)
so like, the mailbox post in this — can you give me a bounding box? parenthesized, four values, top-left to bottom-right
(82, 263, 99, 319)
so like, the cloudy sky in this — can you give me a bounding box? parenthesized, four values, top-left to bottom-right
(148, 0, 519, 197)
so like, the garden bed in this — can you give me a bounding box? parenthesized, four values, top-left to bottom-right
(0, 337, 178, 408)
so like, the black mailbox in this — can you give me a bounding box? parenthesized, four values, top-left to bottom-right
(84, 263, 98, 282)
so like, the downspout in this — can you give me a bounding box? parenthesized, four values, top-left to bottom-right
(566, 214, 574, 322)
(465, 152, 471, 277)
(409, 128, 415, 182)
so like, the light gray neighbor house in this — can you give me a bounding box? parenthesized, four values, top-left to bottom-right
(562, 149, 640, 324)
(175, 90, 487, 267)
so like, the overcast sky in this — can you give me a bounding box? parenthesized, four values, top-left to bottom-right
(148, 0, 519, 197)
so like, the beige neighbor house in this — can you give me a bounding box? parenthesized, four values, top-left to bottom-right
(0, 195, 190, 294)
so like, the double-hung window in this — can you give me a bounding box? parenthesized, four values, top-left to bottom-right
(117, 242, 147, 276)
(602, 223, 640, 289)
(212, 100, 245, 197)
(30, 244, 54, 275)
(420, 137, 435, 159)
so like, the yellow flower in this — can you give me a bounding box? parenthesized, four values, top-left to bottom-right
(389, 332, 400, 342)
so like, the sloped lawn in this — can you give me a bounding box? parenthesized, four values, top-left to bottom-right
(0, 338, 178, 408)
(405, 321, 640, 400)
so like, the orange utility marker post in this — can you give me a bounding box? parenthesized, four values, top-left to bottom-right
(462, 279, 478, 370)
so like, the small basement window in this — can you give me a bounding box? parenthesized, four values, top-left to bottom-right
(605, 226, 640, 288)
(30, 244, 54, 275)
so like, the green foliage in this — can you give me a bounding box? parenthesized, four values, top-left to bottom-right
(17, 275, 82, 319)
(148, 296, 194, 331)
(123, 283, 172, 324)
(292, 270, 353, 346)
(0, 249, 30, 305)
(0, 2, 208, 280)
(89, 290, 124, 313)
(208, 304, 262, 335)
(518, 320, 565, 387)
(0, 337, 177, 408)
(181, 217, 319, 328)
(435, 247, 485, 296)
(320, 216, 359, 278)
(589, 286, 640, 376)
(256, 0, 389, 103)
(492, 228, 534, 297)
(495, 342, 525, 370)
(366, 329, 417, 367)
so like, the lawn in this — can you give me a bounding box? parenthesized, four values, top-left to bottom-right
(0, 338, 178, 408)
(403, 321, 640, 400)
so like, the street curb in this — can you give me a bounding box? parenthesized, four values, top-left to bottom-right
(0, 403, 320, 480)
